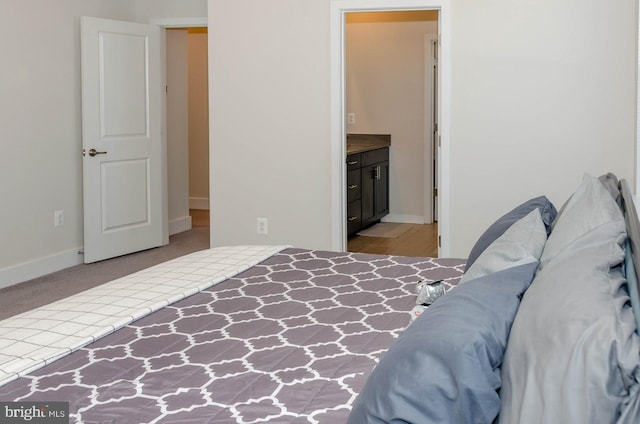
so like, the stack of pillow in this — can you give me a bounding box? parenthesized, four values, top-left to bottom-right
(499, 174, 640, 423)
(347, 196, 556, 422)
(348, 174, 640, 423)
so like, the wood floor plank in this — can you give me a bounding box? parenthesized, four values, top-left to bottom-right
(190, 209, 209, 227)
(348, 223, 438, 257)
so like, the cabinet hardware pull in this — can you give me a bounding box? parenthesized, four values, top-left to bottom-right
(375, 165, 381, 180)
(348, 216, 358, 221)
(348, 184, 358, 189)
(348, 161, 358, 165)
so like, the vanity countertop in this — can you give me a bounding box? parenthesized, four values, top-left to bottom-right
(346, 133, 391, 155)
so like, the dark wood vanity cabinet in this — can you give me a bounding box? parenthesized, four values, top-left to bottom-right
(346, 147, 389, 237)
(346, 154, 363, 236)
(361, 160, 389, 228)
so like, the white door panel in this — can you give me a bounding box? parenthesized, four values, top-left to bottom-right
(101, 33, 148, 137)
(101, 159, 149, 231)
(81, 16, 167, 263)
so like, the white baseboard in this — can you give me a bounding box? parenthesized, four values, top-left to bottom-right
(0, 248, 84, 290)
(0, 214, 195, 290)
(169, 215, 192, 235)
(189, 197, 209, 210)
(382, 214, 427, 224)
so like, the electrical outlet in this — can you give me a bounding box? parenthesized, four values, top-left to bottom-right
(257, 218, 268, 235)
(347, 112, 356, 125)
(54, 210, 64, 227)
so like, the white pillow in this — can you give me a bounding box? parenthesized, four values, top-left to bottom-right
(460, 208, 546, 284)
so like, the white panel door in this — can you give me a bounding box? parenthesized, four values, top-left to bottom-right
(81, 16, 167, 264)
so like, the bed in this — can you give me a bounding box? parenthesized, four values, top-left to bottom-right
(1, 173, 640, 424)
(0, 246, 464, 422)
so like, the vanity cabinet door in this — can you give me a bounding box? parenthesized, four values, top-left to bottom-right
(346, 147, 389, 235)
(361, 164, 376, 227)
(374, 160, 389, 219)
(361, 148, 389, 228)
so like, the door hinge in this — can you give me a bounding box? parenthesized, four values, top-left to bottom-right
(434, 122, 438, 133)
(433, 188, 438, 197)
(438, 235, 441, 247)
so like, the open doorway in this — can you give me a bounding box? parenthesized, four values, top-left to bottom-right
(166, 28, 210, 238)
(344, 10, 439, 257)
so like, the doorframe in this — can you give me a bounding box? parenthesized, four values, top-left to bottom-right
(149, 17, 207, 28)
(425, 34, 438, 225)
(149, 17, 208, 237)
(330, 0, 451, 256)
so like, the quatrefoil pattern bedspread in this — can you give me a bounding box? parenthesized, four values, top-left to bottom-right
(0, 248, 464, 423)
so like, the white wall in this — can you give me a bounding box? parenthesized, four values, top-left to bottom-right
(209, 0, 333, 249)
(133, 0, 207, 23)
(449, 0, 636, 255)
(0, 0, 635, 287)
(0, 0, 207, 287)
(209, 0, 637, 258)
(166, 29, 191, 234)
(0, 0, 137, 286)
(188, 30, 210, 209)
(346, 12, 438, 224)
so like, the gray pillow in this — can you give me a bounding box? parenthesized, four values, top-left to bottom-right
(624, 240, 640, 333)
(347, 262, 539, 424)
(465, 196, 557, 272)
(461, 209, 546, 284)
(620, 178, 640, 333)
(499, 174, 640, 424)
(600, 172, 622, 209)
(549, 172, 621, 234)
(539, 174, 624, 268)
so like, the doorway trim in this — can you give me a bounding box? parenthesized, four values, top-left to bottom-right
(149, 17, 207, 28)
(425, 34, 438, 225)
(330, 0, 451, 256)
(149, 16, 209, 239)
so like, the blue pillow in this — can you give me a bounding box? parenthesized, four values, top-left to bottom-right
(347, 261, 539, 424)
(465, 196, 556, 272)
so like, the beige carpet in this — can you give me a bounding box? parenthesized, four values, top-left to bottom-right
(0, 226, 210, 320)
(357, 222, 411, 238)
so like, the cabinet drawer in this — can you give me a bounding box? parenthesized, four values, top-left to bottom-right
(347, 200, 362, 236)
(361, 148, 389, 167)
(347, 169, 361, 202)
(346, 153, 361, 170)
